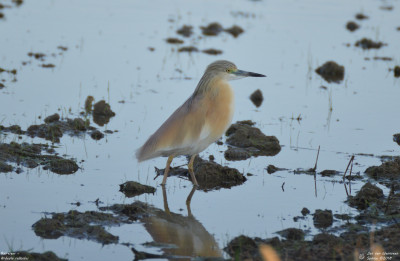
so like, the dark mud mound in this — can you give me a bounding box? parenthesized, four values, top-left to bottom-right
(346, 21, 359, 32)
(32, 210, 130, 244)
(26, 114, 96, 142)
(192, 157, 246, 191)
(348, 182, 384, 210)
(119, 181, 156, 198)
(224, 121, 281, 161)
(200, 22, 223, 36)
(365, 157, 400, 187)
(394, 66, 400, 78)
(394, 133, 400, 145)
(93, 100, 116, 126)
(276, 228, 304, 240)
(355, 38, 386, 49)
(155, 157, 246, 190)
(313, 209, 333, 228)
(176, 25, 193, 37)
(202, 48, 223, 55)
(224, 25, 244, 38)
(355, 13, 369, 20)
(225, 223, 400, 261)
(0, 142, 78, 174)
(1, 251, 67, 261)
(178, 46, 199, 53)
(224, 235, 260, 261)
(166, 38, 184, 44)
(99, 201, 150, 221)
(250, 89, 263, 107)
(315, 61, 345, 83)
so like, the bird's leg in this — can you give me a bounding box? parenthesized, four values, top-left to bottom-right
(161, 155, 174, 186)
(161, 185, 171, 215)
(186, 186, 196, 217)
(188, 154, 199, 186)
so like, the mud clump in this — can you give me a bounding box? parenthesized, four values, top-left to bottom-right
(346, 21, 359, 32)
(394, 133, 400, 145)
(119, 181, 156, 198)
(313, 209, 333, 228)
(394, 66, 400, 78)
(44, 113, 60, 123)
(355, 13, 368, 20)
(93, 100, 116, 126)
(32, 210, 129, 244)
(156, 157, 246, 190)
(348, 182, 384, 210)
(301, 207, 310, 216)
(28, 52, 46, 60)
(91, 130, 104, 140)
(200, 22, 223, 36)
(365, 157, 400, 186)
(276, 228, 304, 240)
(0, 142, 78, 175)
(315, 61, 345, 83)
(176, 25, 193, 37)
(202, 48, 222, 55)
(166, 38, 184, 44)
(224, 25, 244, 37)
(41, 63, 55, 68)
(319, 169, 340, 177)
(224, 121, 281, 161)
(355, 38, 386, 49)
(250, 89, 263, 107)
(0, 161, 13, 172)
(27, 117, 94, 142)
(192, 157, 246, 190)
(85, 95, 94, 113)
(178, 46, 198, 53)
(47, 158, 79, 174)
(224, 235, 259, 261)
(2, 251, 67, 261)
(99, 201, 149, 221)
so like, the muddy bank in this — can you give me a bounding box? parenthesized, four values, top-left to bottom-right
(225, 222, 400, 261)
(119, 181, 156, 197)
(365, 157, 400, 189)
(315, 61, 345, 83)
(346, 21, 359, 32)
(0, 142, 78, 174)
(155, 156, 246, 190)
(0, 251, 66, 261)
(32, 210, 132, 245)
(92, 100, 116, 126)
(224, 121, 281, 161)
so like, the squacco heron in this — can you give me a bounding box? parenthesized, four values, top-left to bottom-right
(136, 60, 265, 186)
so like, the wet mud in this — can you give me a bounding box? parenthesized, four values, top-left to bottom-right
(0, 251, 67, 261)
(355, 38, 386, 49)
(176, 25, 193, 37)
(394, 133, 400, 145)
(32, 210, 131, 245)
(315, 61, 345, 83)
(200, 22, 223, 36)
(365, 157, 400, 188)
(178, 46, 199, 53)
(355, 13, 369, 20)
(166, 37, 184, 44)
(346, 21, 359, 32)
(250, 89, 263, 107)
(202, 48, 223, 55)
(394, 66, 400, 77)
(224, 25, 244, 38)
(0, 142, 78, 174)
(92, 100, 116, 126)
(119, 181, 156, 198)
(313, 209, 333, 228)
(224, 121, 281, 161)
(155, 156, 246, 190)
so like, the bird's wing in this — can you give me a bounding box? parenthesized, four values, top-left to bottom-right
(136, 95, 207, 161)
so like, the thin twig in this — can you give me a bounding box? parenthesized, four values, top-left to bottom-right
(281, 182, 285, 192)
(312, 146, 321, 172)
(342, 155, 355, 181)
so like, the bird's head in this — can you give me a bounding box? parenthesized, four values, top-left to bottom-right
(205, 60, 266, 81)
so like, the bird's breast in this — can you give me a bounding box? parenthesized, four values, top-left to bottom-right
(203, 80, 234, 141)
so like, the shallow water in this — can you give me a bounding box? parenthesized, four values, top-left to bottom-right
(0, 0, 399, 260)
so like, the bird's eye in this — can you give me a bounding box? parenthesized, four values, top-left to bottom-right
(226, 69, 231, 73)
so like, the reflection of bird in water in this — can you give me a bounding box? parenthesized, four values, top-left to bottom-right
(135, 186, 222, 260)
(136, 60, 265, 186)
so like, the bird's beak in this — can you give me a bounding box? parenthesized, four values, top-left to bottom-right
(234, 69, 266, 77)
